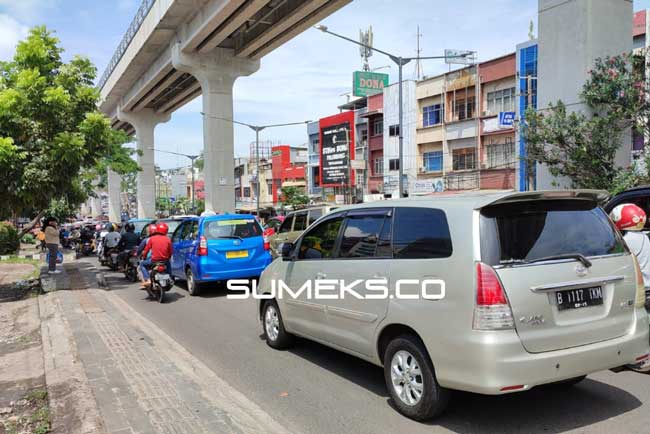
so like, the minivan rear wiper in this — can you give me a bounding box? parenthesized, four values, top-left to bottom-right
(218, 235, 244, 241)
(527, 253, 592, 268)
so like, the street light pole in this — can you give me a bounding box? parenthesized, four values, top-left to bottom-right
(199, 113, 310, 217)
(314, 25, 471, 198)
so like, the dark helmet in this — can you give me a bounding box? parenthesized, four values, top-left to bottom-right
(124, 222, 135, 232)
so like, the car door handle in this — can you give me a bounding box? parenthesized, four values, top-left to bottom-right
(315, 272, 327, 280)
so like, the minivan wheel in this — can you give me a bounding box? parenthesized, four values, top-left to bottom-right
(384, 335, 449, 421)
(262, 300, 294, 349)
(186, 268, 201, 296)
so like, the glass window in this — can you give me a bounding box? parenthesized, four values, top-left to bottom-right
(172, 223, 184, 243)
(389, 125, 400, 136)
(480, 200, 626, 266)
(203, 219, 262, 240)
(376, 214, 393, 258)
(180, 222, 193, 240)
(423, 151, 443, 172)
(278, 216, 293, 233)
(266, 218, 283, 231)
(293, 212, 308, 232)
(423, 104, 443, 127)
(486, 87, 516, 114)
(339, 214, 387, 258)
(244, 187, 251, 197)
(360, 128, 368, 142)
(389, 159, 400, 171)
(372, 119, 383, 136)
(298, 216, 344, 260)
(452, 148, 476, 171)
(308, 209, 323, 225)
(373, 158, 384, 175)
(393, 208, 453, 259)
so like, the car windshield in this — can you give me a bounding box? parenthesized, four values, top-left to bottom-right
(131, 220, 151, 234)
(204, 219, 262, 240)
(480, 200, 627, 266)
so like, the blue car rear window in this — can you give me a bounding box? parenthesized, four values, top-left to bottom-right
(204, 220, 262, 240)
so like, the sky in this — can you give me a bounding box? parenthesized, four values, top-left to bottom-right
(1, 0, 650, 169)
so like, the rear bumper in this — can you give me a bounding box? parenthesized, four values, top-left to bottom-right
(435, 308, 650, 395)
(197, 262, 271, 282)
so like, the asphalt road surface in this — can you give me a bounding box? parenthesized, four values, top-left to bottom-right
(95, 260, 650, 434)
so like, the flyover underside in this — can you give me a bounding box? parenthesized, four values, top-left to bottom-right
(105, 0, 351, 129)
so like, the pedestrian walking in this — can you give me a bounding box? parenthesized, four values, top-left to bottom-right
(44, 217, 61, 274)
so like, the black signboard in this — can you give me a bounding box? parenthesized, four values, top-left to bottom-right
(321, 122, 351, 186)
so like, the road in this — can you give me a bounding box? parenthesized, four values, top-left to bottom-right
(95, 260, 650, 434)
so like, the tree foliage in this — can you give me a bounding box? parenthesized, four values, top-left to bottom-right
(0, 26, 137, 222)
(524, 51, 649, 191)
(279, 186, 309, 208)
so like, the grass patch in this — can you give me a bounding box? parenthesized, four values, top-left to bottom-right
(2, 389, 51, 434)
(0, 256, 41, 280)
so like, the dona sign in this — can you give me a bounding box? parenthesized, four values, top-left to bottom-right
(353, 71, 389, 97)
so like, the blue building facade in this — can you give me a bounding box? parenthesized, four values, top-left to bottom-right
(515, 40, 538, 191)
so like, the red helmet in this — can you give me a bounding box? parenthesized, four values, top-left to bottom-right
(156, 222, 169, 235)
(610, 203, 646, 231)
(148, 224, 158, 236)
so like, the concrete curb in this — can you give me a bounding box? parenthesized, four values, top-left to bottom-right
(39, 293, 108, 434)
(95, 287, 292, 434)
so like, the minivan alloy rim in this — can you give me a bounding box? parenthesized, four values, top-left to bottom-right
(265, 305, 280, 341)
(390, 350, 424, 406)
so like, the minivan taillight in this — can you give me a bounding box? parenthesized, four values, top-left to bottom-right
(263, 235, 270, 251)
(198, 236, 208, 256)
(632, 255, 646, 308)
(473, 262, 514, 330)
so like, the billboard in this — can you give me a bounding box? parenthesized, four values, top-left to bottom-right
(319, 112, 355, 188)
(444, 49, 476, 65)
(353, 71, 389, 97)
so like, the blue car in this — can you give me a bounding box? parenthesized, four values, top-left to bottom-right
(170, 214, 273, 296)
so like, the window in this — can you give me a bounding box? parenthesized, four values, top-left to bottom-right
(393, 208, 452, 259)
(338, 211, 391, 258)
(267, 181, 273, 194)
(373, 158, 384, 175)
(266, 218, 282, 232)
(423, 151, 443, 172)
(487, 87, 515, 114)
(389, 124, 400, 137)
(480, 200, 625, 266)
(372, 119, 383, 136)
(389, 159, 400, 171)
(293, 212, 308, 232)
(203, 219, 262, 240)
(360, 128, 368, 143)
(486, 138, 515, 169)
(298, 216, 344, 260)
(172, 223, 185, 243)
(453, 97, 475, 121)
(235, 187, 241, 198)
(184, 221, 198, 240)
(423, 104, 443, 127)
(278, 216, 293, 233)
(308, 208, 323, 225)
(243, 187, 251, 197)
(452, 148, 476, 171)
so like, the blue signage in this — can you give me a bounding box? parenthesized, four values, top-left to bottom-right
(499, 111, 515, 127)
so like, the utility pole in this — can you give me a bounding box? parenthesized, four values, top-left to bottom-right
(414, 25, 424, 80)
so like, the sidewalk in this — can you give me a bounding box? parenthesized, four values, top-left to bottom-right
(40, 261, 290, 434)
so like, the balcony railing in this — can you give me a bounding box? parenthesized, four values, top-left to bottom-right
(98, 0, 156, 90)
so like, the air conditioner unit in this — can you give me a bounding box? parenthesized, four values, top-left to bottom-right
(419, 167, 427, 173)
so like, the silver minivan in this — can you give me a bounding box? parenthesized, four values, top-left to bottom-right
(256, 191, 650, 420)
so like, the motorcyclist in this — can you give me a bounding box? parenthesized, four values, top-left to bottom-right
(140, 222, 173, 289)
(137, 224, 158, 287)
(609, 203, 650, 289)
(103, 224, 121, 261)
(116, 222, 140, 268)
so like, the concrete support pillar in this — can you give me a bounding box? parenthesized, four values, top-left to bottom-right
(89, 195, 101, 219)
(117, 107, 170, 218)
(107, 169, 122, 223)
(172, 44, 259, 213)
(537, 0, 632, 189)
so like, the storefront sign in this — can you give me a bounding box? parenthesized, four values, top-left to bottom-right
(353, 71, 389, 97)
(411, 179, 445, 195)
(321, 122, 352, 186)
(499, 111, 515, 127)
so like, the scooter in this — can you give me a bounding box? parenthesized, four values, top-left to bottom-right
(123, 248, 139, 282)
(146, 262, 174, 303)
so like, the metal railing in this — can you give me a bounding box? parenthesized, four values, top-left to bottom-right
(98, 0, 156, 91)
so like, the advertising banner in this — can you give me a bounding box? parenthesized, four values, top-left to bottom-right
(411, 179, 445, 195)
(319, 112, 356, 187)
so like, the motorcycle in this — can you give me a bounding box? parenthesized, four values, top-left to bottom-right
(146, 261, 174, 303)
(123, 248, 139, 282)
(75, 240, 94, 258)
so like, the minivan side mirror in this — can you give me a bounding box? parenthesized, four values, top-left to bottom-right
(280, 242, 294, 261)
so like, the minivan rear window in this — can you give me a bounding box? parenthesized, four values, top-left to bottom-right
(393, 208, 452, 259)
(204, 219, 262, 240)
(480, 200, 626, 266)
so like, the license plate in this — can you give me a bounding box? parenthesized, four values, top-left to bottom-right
(556, 286, 603, 311)
(226, 250, 248, 259)
(155, 273, 170, 282)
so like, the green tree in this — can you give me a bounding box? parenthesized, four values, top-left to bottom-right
(524, 51, 649, 191)
(279, 186, 309, 208)
(0, 26, 137, 231)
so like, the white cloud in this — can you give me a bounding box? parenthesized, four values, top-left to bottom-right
(0, 14, 28, 61)
(0, 0, 56, 21)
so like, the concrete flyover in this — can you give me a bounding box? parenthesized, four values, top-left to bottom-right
(99, 0, 351, 218)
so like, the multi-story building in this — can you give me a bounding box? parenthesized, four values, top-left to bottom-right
(361, 93, 385, 194)
(306, 121, 321, 196)
(515, 39, 538, 192)
(383, 80, 417, 197)
(271, 144, 307, 205)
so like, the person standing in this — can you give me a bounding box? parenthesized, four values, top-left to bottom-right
(44, 218, 61, 274)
